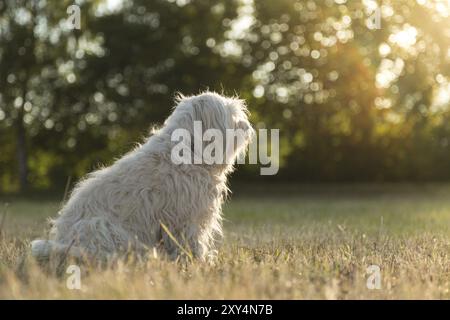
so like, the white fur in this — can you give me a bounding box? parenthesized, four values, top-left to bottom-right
(31, 92, 253, 262)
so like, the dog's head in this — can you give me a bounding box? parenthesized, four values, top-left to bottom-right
(165, 91, 254, 168)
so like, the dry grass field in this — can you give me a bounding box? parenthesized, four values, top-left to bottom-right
(0, 184, 449, 299)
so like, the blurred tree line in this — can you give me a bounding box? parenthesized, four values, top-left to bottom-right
(0, 0, 449, 192)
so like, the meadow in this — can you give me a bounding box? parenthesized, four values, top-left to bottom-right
(0, 184, 449, 299)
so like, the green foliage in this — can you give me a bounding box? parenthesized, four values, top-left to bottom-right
(0, 0, 449, 192)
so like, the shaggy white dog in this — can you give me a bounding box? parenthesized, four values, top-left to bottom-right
(31, 92, 253, 262)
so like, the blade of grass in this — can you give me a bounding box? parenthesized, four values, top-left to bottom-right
(159, 221, 193, 261)
(62, 176, 72, 204)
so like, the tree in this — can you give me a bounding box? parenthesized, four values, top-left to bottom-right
(1, 0, 449, 191)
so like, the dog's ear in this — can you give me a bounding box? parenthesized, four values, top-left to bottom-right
(192, 97, 228, 135)
(170, 98, 208, 163)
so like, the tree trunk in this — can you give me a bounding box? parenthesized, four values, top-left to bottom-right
(16, 109, 28, 193)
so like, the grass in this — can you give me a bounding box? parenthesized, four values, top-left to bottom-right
(0, 184, 449, 299)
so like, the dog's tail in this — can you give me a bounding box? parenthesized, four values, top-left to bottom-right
(31, 239, 84, 262)
(30, 239, 54, 261)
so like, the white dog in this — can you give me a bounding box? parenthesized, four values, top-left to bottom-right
(31, 92, 253, 262)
